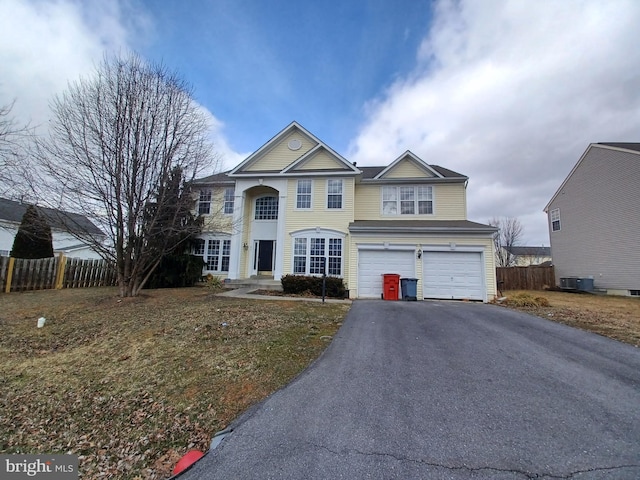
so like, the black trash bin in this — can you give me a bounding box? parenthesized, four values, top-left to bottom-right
(400, 278, 418, 301)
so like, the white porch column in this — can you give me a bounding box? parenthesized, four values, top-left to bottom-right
(274, 193, 287, 280)
(228, 192, 245, 279)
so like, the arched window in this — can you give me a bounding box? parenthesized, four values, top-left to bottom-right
(255, 196, 278, 220)
(291, 228, 346, 277)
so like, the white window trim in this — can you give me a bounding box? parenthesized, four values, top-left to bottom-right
(254, 195, 279, 221)
(380, 185, 434, 216)
(194, 236, 231, 273)
(295, 179, 313, 210)
(326, 179, 344, 210)
(550, 208, 561, 232)
(198, 189, 212, 216)
(223, 187, 235, 215)
(290, 228, 346, 277)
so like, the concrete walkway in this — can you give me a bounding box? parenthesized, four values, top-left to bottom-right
(215, 286, 352, 304)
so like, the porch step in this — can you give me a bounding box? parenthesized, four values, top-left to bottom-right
(224, 278, 282, 291)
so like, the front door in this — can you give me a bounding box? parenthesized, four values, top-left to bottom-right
(257, 240, 274, 273)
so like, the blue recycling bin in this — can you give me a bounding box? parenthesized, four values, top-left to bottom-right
(401, 278, 418, 301)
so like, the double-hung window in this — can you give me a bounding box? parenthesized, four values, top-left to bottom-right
(193, 238, 230, 272)
(328, 239, 342, 275)
(310, 238, 325, 274)
(382, 187, 398, 215)
(382, 186, 433, 216)
(296, 180, 312, 209)
(223, 188, 235, 214)
(293, 238, 307, 274)
(327, 179, 343, 209)
(193, 239, 205, 256)
(198, 189, 212, 215)
(417, 186, 433, 214)
(400, 187, 415, 214)
(551, 208, 561, 232)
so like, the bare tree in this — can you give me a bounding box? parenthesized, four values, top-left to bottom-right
(34, 52, 216, 297)
(489, 216, 524, 267)
(0, 100, 32, 194)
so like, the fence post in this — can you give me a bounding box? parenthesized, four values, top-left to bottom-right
(55, 254, 67, 290)
(5, 257, 15, 293)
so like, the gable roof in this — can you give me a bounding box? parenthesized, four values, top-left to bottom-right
(228, 121, 360, 177)
(358, 163, 466, 184)
(280, 144, 359, 174)
(597, 142, 640, 153)
(544, 143, 640, 211)
(0, 197, 104, 236)
(373, 151, 444, 179)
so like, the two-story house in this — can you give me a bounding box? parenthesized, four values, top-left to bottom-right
(544, 143, 640, 296)
(193, 122, 498, 301)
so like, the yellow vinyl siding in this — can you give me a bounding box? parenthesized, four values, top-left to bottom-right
(202, 214, 233, 233)
(282, 178, 354, 278)
(434, 184, 467, 220)
(200, 187, 234, 233)
(354, 183, 467, 220)
(244, 131, 317, 172)
(297, 150, 348, 170)
(383, 159, 433, 178)
(347, 235, 496, 300)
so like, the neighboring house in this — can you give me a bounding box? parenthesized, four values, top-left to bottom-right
(193, 122, 498, 301)
(0, 197, 105, 259)
(544, 143, 640, 296)
(502, 246, 552, 266)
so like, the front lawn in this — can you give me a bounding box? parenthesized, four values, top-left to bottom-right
(0, 287, 350, 479)
(501, 290, 640, 346)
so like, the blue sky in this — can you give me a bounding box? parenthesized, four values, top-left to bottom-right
(139, 0, 431, 154)
(1, 0, 640, 246)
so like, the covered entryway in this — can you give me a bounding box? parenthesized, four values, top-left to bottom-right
(255, 240, 275, 274)
(358, 249, 415, 298)
(423, 251, 484, 300)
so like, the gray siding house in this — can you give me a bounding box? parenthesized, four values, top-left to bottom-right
(544, 143, 640, 296)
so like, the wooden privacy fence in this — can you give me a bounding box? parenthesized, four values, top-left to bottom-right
(1, 255, 117, 293)
(496, 265, 555, 291)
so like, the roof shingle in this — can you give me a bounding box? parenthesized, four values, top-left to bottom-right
(0, 197, 104, 236)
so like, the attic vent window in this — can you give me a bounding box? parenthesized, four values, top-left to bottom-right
(288, 139, 302, 150)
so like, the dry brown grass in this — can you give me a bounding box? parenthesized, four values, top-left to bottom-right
(501, 292, 550, 307)
(0, 287, 350, 479)
(501, 290, 640, 346)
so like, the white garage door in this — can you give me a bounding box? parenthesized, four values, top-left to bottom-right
(358, 249, 415, 298)
(423, 251, 484, 301)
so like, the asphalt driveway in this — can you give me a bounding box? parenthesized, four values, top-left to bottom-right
(177, 300, 640, 479)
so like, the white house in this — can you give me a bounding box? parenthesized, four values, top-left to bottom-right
(0, 197, 105, 260)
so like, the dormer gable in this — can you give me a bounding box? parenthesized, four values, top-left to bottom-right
(282, 144, 360, 175)
(228, 121, 360, 177)
(374, 151, 443, 180)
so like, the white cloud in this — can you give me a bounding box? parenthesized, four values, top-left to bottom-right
(349, 0, 640, 245)
(0, 0, 141, 129)
(0, 0, 242, 175)
(197, 106, 250, 174)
